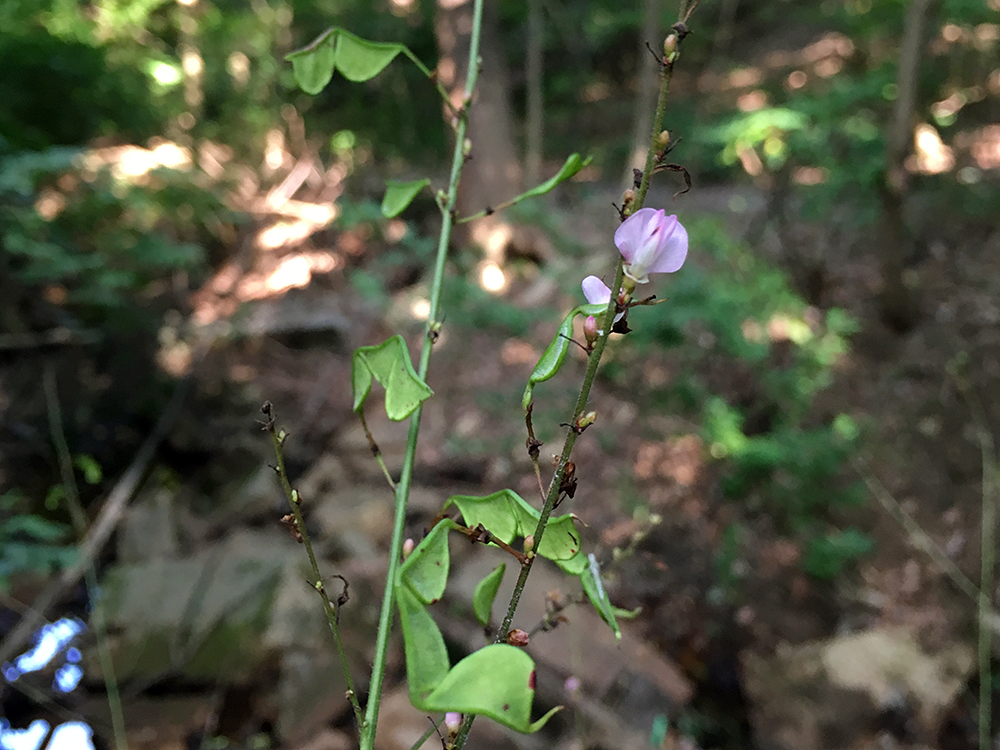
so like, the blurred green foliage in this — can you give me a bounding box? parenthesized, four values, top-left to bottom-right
(619, 218, 868, 578)
(0, 491, 78, 593)
(0, 149, 221, 323)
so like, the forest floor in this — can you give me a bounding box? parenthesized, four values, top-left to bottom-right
(3, 160, 1000, 750)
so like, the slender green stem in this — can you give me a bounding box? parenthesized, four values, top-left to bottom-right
(359, 1, 485, 747)
(453, 6, 691, 747)
(265, 417, 365, 728)
(43, 365, 127, 750)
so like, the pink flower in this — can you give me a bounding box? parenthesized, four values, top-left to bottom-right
(581, 276, 624, 325)
(445, 712, 462, 736)
(582, 275, 612, 306)
(613, 208, 687, 284)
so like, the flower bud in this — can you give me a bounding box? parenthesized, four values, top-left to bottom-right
(622, 188, 636, 208)
(577, 411, 597, 430)
(663, 33, 678, 58)
(445, 712, 462, 736)
(402, 538, 415, 559)
(657, 130, 671, 150)
(583, 315, 600, 348)
(507, 628, 530, 647)
(523, 535, 535, 554)
(462, 138, 472, 156)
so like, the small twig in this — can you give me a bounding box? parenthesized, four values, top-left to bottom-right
(411, 716, 445, 750)
(43, 364, 127, 750)
(262, 402, 364, 728)
(525, 404, 546, 502)
(359, 412, 397, 491)
(459, 523, 528, 565)
(856, 456, 982, 602)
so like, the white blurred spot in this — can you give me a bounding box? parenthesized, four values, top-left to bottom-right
(410, 298, 431, 321)
(479, 262, 507, 294)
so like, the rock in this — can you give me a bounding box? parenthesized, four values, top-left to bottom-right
(99, 528, 371, 743)
(743, 626, 975, 750)
(117, 487, 180, 563)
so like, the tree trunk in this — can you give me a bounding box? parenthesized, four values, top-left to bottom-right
(624, 0, 661, 187)
(525, 0, 544, 186)
(879, 0, 936, 330)
(435, 0, 521, 225)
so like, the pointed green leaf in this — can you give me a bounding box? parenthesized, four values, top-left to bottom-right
(287, 28, 415, 94)
(418, 644, 561, 733)
(397, 584, 450, 702)
(472, 563, 506, 626)
(398, 519, 455, 604)
(352, 335, 433, 421)
(444, 490, 581, 563)
(334, 29, 405, 82)
(286, 29, 337, 95)
(522, 303, 604, 410)
(580, 553, 621, 641)
(513, 153, 592, 203)
(382, 178, 431, 218)
(445, 490, 521, 545)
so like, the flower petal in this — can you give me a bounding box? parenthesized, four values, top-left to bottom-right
(613, 208, 661, 265)
(581, 275, 611, 305)
(645, 216, 688, 273)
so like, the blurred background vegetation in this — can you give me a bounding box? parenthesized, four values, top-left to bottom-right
(2, 0, 1000, 748)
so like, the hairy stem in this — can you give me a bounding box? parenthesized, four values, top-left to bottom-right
(359, 0, 485, 746)
(453, 6, 691, 747)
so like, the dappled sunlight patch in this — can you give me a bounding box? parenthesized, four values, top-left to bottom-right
(409, 297, 431, 321)
(634, 435, 704, 488)
(501, 339, 537, 366)
(792, 166, 827, 185)
(766, 313, 813, 345)
(907, 123, 955, 175)
(34, 188, 66, 220)
(968, 125, 1000, 170)
(79, 138, 192, 185)
(478, 261, 508, 294)
(737, 90, 768, 112)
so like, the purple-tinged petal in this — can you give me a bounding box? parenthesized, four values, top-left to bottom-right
(644, 216, 688, 273)
(582, 275, 611, 305)
(613, 208, 661, 265)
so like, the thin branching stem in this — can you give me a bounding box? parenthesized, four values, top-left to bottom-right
(358, 0, 485, 746)
(43, 365, 127, 750)
(452, 4, 693, 746)
(264, 412, 364, 727)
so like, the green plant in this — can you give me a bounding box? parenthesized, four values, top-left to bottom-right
(0, 491, 78, 593)
(267, 4, 701, 748)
